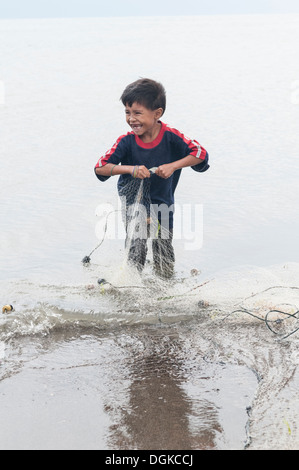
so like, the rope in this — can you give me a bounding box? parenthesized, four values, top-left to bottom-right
(226, 307, 299, 341)
(82, 209, 120, 264)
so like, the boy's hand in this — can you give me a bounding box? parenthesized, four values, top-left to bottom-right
(136, 165, 151, 179)
(155, 163, 176, 179)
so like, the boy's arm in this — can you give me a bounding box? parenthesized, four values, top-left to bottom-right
(155, 154, 205, 179)
(95, 163, 150, 179)
(95, 163, 131, 177)
(95, 134, 151, 181)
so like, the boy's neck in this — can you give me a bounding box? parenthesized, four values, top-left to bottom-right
(139, 121, 162, 143)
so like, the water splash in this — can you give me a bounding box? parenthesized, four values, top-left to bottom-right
(1, 262, 299, 342)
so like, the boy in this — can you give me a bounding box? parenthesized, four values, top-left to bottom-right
(95, 78, 209, 277)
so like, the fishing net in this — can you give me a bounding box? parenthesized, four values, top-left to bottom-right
(118, 176, 175, 278)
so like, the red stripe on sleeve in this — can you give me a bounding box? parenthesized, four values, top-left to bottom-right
(95, 133, 129, 168)
(166, 125, 206, 160)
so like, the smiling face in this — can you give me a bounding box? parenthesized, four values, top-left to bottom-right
(125, 102, 163, 143)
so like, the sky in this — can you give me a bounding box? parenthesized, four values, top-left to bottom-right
(0, 0, 299, 19)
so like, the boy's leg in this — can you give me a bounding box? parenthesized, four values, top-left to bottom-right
(152, 228, 175, 278)
(126, 236, 148, 272)
(125, 203, 149, 272)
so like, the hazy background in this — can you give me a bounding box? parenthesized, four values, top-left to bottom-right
(1, 0, 299, 18)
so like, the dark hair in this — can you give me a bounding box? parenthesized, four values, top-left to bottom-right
(120, 78, 166, 114)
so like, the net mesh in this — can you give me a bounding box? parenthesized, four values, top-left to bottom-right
(118, 177, 175, 278)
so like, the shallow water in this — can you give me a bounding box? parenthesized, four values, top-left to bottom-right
(1, 263, 299, 449)
(0, 322, 257, 450)
(1, 14, 299, 450)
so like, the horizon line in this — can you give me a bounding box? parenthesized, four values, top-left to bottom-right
(0, 11, 298, 20)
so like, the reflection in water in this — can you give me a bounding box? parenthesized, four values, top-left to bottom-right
(107, 327, 230, 450)
(0, 322, 257, 450)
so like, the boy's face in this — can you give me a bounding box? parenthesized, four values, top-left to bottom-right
(125, 102, 163, 141)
